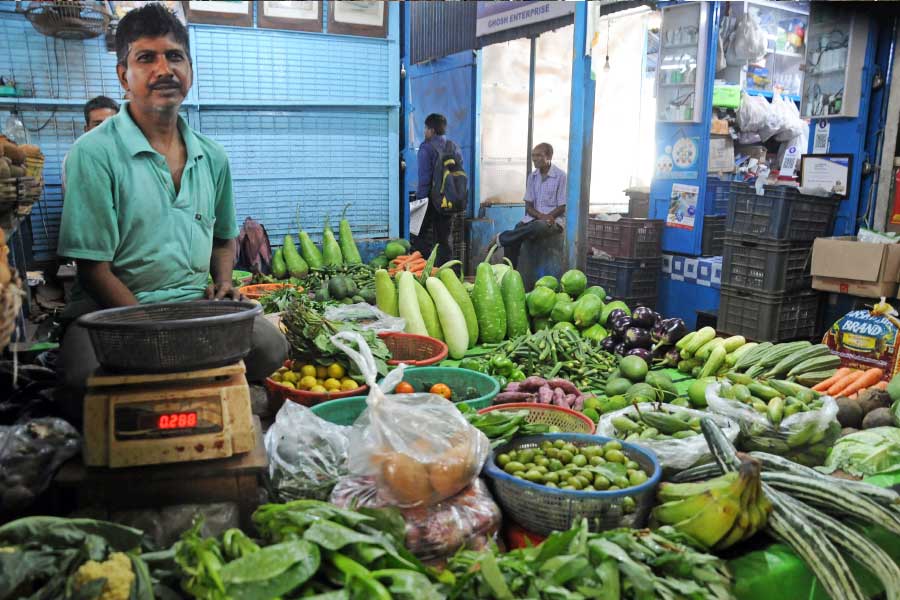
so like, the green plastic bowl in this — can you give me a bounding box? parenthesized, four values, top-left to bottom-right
(398, 366, 500, 410)
(311, 396, 368, 426)
(311, 367, 500, 424)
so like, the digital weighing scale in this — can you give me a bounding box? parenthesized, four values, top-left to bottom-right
(83, 361, 256, 468)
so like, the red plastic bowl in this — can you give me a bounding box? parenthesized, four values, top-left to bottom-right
(265, 360, 367, 407)
(478, 403, 596, 434)
(378, 331, 448, 366)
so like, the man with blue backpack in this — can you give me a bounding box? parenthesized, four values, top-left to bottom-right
(411, 113, 467, 266)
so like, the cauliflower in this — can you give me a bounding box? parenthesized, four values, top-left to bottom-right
(73, 552, 135, 600)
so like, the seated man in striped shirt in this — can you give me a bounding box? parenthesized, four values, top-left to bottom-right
(499, 143, 567, 268)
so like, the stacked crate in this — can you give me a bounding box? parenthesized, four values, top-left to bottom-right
(700, 177, 730, 256)
(718, 183, 842, 341)
(586, 217, 664, 308)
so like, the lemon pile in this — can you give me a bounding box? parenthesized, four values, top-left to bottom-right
(271, 362, 360, 393)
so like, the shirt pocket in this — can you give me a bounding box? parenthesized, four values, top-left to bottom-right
(189, 212, 216, 273)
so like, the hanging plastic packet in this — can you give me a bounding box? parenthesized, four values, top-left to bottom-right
(331, 331, 490, 508)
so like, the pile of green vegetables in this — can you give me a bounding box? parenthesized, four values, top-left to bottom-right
(458, 404, 556, 448)
(0, 516, 158, 600)
(307, 265, 377, 305)
(444, 519, 734, 599)
(282, 295, 391, 379)
(479, 327, 618, 392)
(272, 204, 364, 280)
(172, 501, 444, 600)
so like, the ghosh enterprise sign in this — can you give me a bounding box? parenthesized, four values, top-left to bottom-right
(476, 1, 576, 38)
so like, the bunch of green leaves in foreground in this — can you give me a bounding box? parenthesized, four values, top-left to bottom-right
(444, 519, 735, 600)
(173, 500, 445, 600)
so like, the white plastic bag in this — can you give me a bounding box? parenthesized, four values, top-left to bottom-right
(596, 403, 739, 472)
(332, 331, 490, 508)
(736, 92, 770, 133)
(726, 12, 767, 65)
(330, 476, 501, 562)
(706, 382, 841, 466)
(264, 401, 350, 501)
(324, 302, 406, 333)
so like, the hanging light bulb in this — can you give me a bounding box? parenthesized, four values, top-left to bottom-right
(603, 18, 611, 72)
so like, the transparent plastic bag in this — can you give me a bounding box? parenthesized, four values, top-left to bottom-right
(264, 401, 350, 502)
(324, 303, 406, 333)
(736, 91, 770, 133)
(332, 331, 490, 508)
(596, 403, 739, 472)
(330, 476, 501, 562)
(726, 12, 767, 65)
(706, 382, 841, 466)
(0, 418, 80, 514)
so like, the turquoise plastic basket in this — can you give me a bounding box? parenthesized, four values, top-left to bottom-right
(310, 396, 368, 426)
(392, 366, 500, 410)
(312, 367, 500, 425)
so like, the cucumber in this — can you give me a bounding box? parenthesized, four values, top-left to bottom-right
(272, 248, 287, 279)
(500, 268, 530, 338)
(426, 277, 468, 359)
(397, 271, 427, 336)
(438, 268, 479, 348)
(282, 235, 309, 278)
(375, 269, 398, 316)
(472, 245, 507, 344)
(298, 231, 323, 269)
(413, 278, 444, 341)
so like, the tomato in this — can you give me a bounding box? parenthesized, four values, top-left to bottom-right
(430, 383, 452, 399)
(395, 381, 415, 394)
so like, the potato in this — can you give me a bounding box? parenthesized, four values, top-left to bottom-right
(381, 452, 432, 506)
(840, 427, 859, 437)
(858, 389, 892, 416)
(835, 397, 863, 428)
(862, 407, 894, 429)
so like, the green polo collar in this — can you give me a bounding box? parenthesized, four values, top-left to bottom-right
(117, 101, 204, 161)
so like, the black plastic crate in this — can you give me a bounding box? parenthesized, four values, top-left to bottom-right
(587, 218, 663, 259)
(705, 178, 731, 216)
(613, 294, 657, 310)
(718, 285, 821, 342)
(721, 235, 812, 293)
(586, 256, 661, 300)
(726, 183, 841, 242)
(701, 216, 726, 256)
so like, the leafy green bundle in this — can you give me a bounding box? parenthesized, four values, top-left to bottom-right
(282, 298, 391, 379)
(444, 519, 734, 600)
(173, 500, 444, 600)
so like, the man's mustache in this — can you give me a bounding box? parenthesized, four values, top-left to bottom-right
(149, 79, 182, 90)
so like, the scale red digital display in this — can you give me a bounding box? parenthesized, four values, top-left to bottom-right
(157, 412, 198, 430)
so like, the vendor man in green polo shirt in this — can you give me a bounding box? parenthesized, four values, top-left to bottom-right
(57, 3, 287, 390)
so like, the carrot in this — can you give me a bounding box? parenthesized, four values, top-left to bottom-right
(393, 252, 422, 265)
(838, 368, 885, 397)
(827, 370, 864, 396)
(849, 393, 858, 400)
(813, 367, 852, 392)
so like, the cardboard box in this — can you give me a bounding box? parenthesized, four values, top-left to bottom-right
(708, 136, 735, 173)
(811, 236, 900, 298)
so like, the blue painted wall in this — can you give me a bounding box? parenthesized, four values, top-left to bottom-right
(0, 1, 400, 261)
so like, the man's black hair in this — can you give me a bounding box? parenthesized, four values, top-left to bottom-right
(425, 113, 447, 136)
(83, 96, 119, 125)
(534, 142, 554, 158)
(115, 2, 190, 66)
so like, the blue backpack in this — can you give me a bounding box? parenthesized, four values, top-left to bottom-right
(429, 138, 467, 215)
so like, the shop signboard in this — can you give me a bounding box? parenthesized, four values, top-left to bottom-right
(475, 1, 575, 38)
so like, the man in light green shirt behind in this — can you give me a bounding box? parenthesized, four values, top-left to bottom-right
(58, 3, 286, 391)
